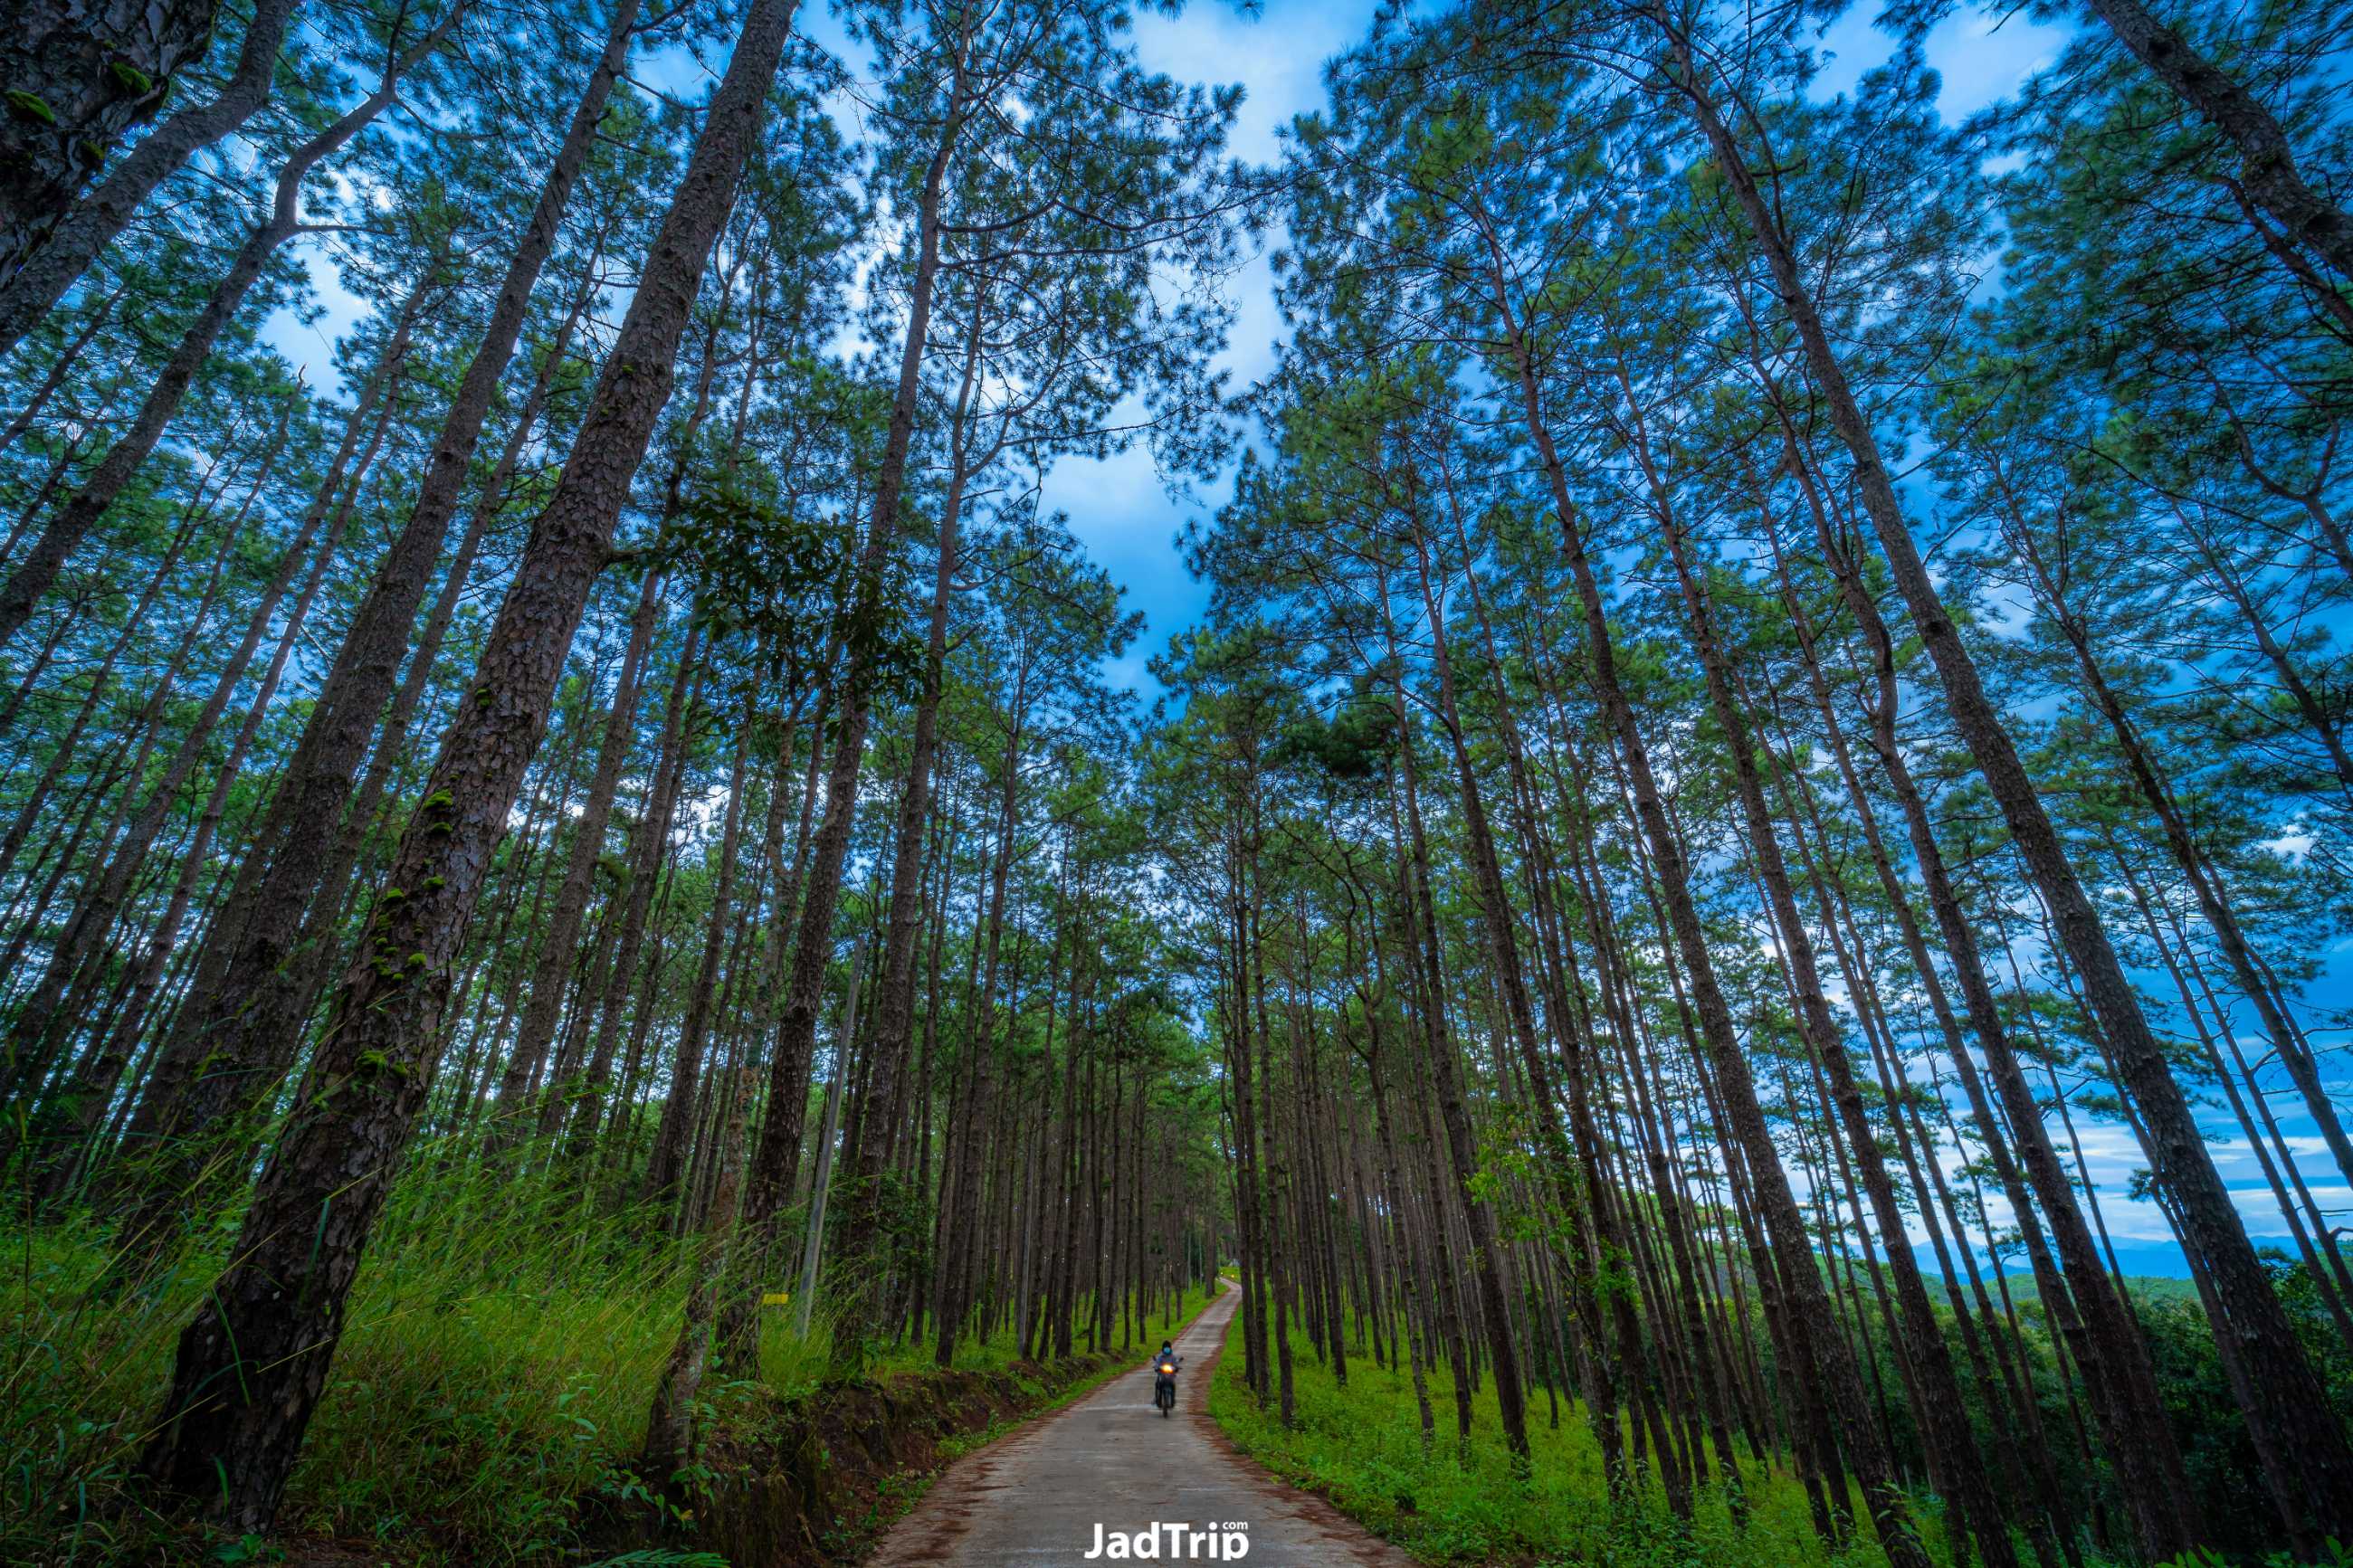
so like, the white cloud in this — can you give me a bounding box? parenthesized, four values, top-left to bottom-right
(1808, 2, 2072, 121)
(260, 233, 372, 401)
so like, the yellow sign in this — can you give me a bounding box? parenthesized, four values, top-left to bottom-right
(762, 1292, 791, 1306)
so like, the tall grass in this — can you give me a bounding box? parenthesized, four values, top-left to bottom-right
(1205, 1309, 1960, 1568)
(5, 1154, 699, 1563)
(3, 1142, 1211, 1565)
(867, 1280, 1219, 1381)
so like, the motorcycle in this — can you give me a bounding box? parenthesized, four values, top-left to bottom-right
(1153, 1354, 1181, 1417)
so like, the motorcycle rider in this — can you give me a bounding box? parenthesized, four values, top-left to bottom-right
(1152, 1340, 1181, 1412)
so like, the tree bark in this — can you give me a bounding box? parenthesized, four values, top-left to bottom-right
(567, 622, 699, 1165)
(1377, 584, 1529, 1462)
(104, 299, 423, 1232)
(1746, 440, 2198, 1557)
(140, 0, 641, 1184)
(0, 389, 300, 1114)
(641, 1064, 752, 1485)
(1495, 301, 1929, 1563)
(836, 298, 987, 1319)
(0, 0, 223, 282)
(494, 556, 664, 1150)
(1635, 394, 2015, 1566)
(309, 259, 605, 1035)
(932, 695, 1025, 1366)
(737, 89, 963, 1366)
(1404, 501, 1608, 1478)
(0, 0, 300, 357)
(643, 710, 752, 1215)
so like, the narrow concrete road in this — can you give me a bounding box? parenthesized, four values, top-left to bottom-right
(864, 1287, 1415, 1567)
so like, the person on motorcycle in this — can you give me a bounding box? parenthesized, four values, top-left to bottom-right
(1152, 1342, 1182, 1415)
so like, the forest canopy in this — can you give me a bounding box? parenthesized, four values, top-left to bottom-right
(0, 0, 2348, 1563)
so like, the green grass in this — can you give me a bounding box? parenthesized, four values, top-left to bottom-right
(5, 1167, 700, 1563)
(862, 1280, 1217, 1382)
(1205, 1309, 1943, 1568)
(1, 1151, 1217, 1566)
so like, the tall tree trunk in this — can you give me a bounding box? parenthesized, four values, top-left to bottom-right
(0, 280, 120, 448)
(1377, 585, 1530, 1462)
(1634, 394, 2016, 1567)
(1743, 387, 2203, 1554)
(641, 1064, 752, 1484)
(1489, 281, 1929, 1563)
(138, 0, 643, 1189)
(567, 625, 699, 1164)
(0, 394, 299, 1112)
(1658, 26, 2353, 1544)
(494, 557, 665, 1151)
(1404, 505, 1616, 1483)
(643, 709, 752, 1216)
(102, 298, 424, 1234)
(309, 258, 606, 1028)
(2081, 0, 2353, 283)
(136, 0, 801, 1524)
(737, 93, 965, 1367)
(1991, 476, 2353, 1195)
(933, 706, 1024, 1366)
(836, 299, 987, 1324)
(795, 933, 867, 1335)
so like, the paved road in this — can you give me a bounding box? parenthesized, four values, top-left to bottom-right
(864, 1287, 1415, 1567)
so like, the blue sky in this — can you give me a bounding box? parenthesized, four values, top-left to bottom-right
(257, 0, 2349, 1282)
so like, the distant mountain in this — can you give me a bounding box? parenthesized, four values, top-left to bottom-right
(1909, 1236, 2312, 1305)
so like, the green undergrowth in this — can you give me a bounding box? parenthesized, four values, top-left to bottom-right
(862, 1278, 1216, 1384)
(0, 1152, 1213, 1566)
(1205, 1309, 1944, 1568)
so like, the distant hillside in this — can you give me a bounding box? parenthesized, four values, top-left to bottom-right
(1965, 1272, 2205, 1307)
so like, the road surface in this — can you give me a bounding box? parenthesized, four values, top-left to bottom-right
(864, 1286, 1415, 1567)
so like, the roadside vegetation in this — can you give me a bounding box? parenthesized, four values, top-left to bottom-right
(1205, 1272, 2352, 1568)
(4, 1159, 1215, 1565)
(1208, 1306, 1889, 1568)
